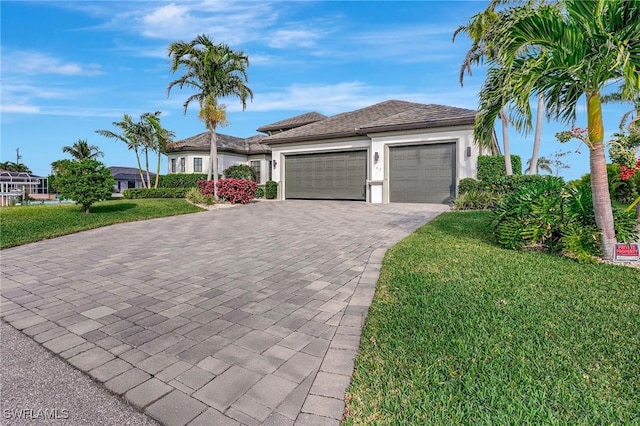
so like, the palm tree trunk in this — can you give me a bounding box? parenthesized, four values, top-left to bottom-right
(587, 92, 616, 260)
(500, 107, 513, 175)
(144, 148, 151, 188)
(155, 151, 161, 188)
(134, 148, 146, 188)
(529, 95, 544, 175)
(209, 129, 219, 201)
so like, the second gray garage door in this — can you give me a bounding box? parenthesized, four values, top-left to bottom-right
(389, 143, 456, 203)
(285, 151, 367, 200)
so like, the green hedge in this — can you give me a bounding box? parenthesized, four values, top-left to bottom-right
(158, 174, 207, 188)
(122, 188, 188, 199)
(265, 180, 278, 199)
(223, 164, 256, 181)
(477, 155, 522, 182)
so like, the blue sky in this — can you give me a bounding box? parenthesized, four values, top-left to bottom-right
(1, 1, 632, 180)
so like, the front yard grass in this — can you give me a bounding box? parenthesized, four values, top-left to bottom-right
(0, 199, 204, 249)
(344, 211, 639, 425)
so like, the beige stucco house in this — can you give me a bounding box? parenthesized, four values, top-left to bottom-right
(166, 100, 494, 204)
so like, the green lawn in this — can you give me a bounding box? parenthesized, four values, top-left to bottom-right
(344, 211, 639, 425)
(0, 199, 204, 249)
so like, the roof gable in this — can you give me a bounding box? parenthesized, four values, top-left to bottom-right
(256, 112, 327, 134)
(264, 100, 476, 144)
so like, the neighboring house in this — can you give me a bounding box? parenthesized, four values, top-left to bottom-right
(109, 166, 155, 193)
(0, 170, 49, 205)
(165, 112, 326, 185)
(167, 100, 496, 204)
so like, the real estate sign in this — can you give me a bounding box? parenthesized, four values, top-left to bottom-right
(614, 243, 640, 262)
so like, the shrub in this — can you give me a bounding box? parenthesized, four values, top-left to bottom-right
(458, 178, 479, 195)
(477, 155, 522, 182)
(54, 159, 115, 213)
(492, 177, 638, 261)
(480, 174, 563, 196)
(223, 164, 256, 181)
(186, 187, 215, 205)
(265, 180, 278, 199)
(569, 164, 640, 204)
(216, 178, 257, 204)
(255, 186, 265, 199)
(197, 180, 216, 197)
(453, 190, 498, 211)
(122, 188, 187, 199)
(158, 173, 207, 188)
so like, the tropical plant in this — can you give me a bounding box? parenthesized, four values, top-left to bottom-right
(96, 114, 146, 187)
(62, 139, 104, 161)
(140, 112, 175, 188)
(526, 156, 552, 175)
(453, 190, 498, 211)
(492, 177, 637, 261)
(54, 159, 114, 213)
(474, 0, 640, 260)
(168, 34, 253, 199)
(0, 161, 31, 173)
(453, 0, 548, 175)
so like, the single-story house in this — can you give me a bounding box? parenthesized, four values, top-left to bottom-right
(166, 100, 496, 204)
(109, 166, 155, 193)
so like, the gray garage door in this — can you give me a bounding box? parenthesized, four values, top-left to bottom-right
(389, 143, 456, 203)
(285, 151, 367, 200)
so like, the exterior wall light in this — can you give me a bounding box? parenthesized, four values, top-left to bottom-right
(273, 159, 277, 169)
(466, 146, 472, 158)
(374, 152, 379, 163)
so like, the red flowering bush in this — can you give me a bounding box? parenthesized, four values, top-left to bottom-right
(216, 178, 257, 204)
(197, 179, 216, 197)
(620, 158, 640, 181)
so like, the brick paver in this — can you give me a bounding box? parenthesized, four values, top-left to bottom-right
(1, 200, 448, 424)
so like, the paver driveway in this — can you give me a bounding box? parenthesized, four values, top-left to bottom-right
(1, 200, 448, 425)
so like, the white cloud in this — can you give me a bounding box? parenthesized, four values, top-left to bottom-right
(233, 81, 478, 115)
(267, 28, 322, 49)
(0, 104, 41, 114)
(2, 51, 103, 76)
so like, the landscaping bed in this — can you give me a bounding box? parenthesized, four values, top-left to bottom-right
(344, 211, 639, 425)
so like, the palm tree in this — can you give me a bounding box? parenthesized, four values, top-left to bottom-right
(142, 112, 175, 188)
(474, 0, 640, 260)
(167, 34, 253, 198)
(454, 1, 548, 176)
(526, 156, 552, 174)
(453, 6, 512, 174)
(62, 139, 104, 161)
(0, 161, 31, 173)
(96, 115, 146, 187)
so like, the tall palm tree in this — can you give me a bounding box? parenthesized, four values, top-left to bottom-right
(454, 0, 548, 176)
(454, 6, 512, 174)
(474, 0, 640, 260)
(62, 139, 104, 161)
(96, 115, 146, 187)
(167, 34, 253, 198)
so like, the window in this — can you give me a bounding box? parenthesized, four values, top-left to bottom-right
(194, 157, 203, 173)
(269, 160, 273, 181)
(179, 158, 185, 173)
(170, 158, 176, 173)
(250, 160, 261, 183)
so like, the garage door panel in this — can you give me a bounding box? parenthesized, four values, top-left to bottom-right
(285, 151, 366, 200)
(389, 143, 455, 204)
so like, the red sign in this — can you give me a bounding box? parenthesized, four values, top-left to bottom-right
(614, 243, 640, 262)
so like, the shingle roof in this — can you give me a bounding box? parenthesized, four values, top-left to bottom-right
(264, 100, 476, 144)
(108, 166, 155, 180)
(166, 132, 254, 154)
(256, 112, 327, 134)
